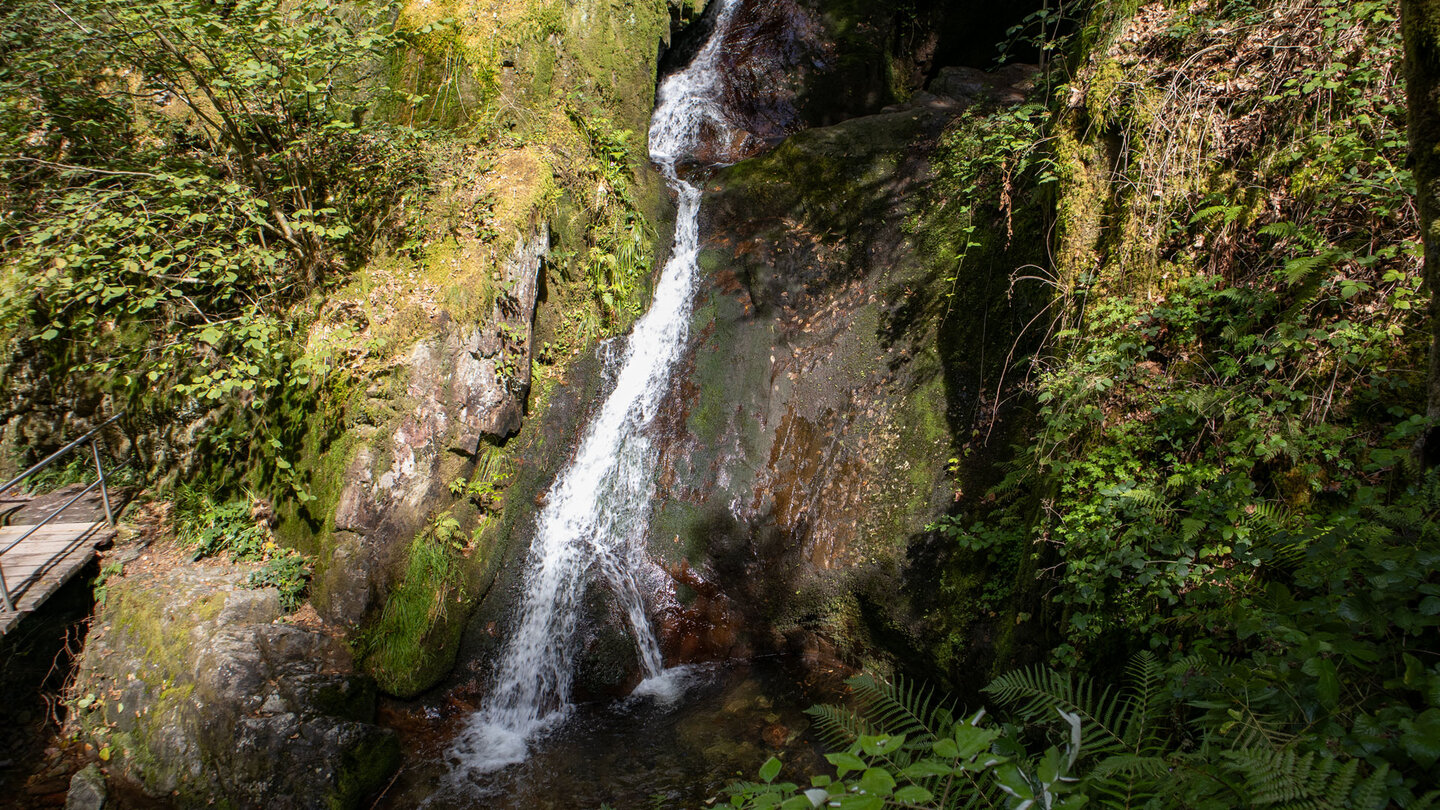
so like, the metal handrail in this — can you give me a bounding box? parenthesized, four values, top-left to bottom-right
(0, 412, 124, 612)
(0, 412, 125, 497)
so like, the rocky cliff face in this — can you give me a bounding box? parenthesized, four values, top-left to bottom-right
(644, 65, 1041, 671)
(411, 0, 1052, 707)
(319, 230, 546, 626)
(276, 0, 697, 698)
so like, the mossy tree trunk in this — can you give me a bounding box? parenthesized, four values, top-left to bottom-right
(1404, 0, 1440, 466)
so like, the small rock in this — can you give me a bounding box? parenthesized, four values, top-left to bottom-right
(762, 723, 789, 748)
(65, 764, 107, 810)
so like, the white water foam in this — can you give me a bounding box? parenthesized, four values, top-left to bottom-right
(445, 0, 745, 781)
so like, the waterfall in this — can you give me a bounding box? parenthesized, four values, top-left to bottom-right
(445, 0, 744, 778)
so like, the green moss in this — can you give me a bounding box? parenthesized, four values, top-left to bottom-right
(359, 530, 469, 697)
(111, 581, 200, 673)
(274, 376, 362, 609)
(1072, 0, 1145, 60)
(1052, 123, 1108, 287)
(1086, 58, 1125, 126)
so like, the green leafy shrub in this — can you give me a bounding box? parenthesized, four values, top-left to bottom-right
(182, 499, 269, 562)
(0, 0, 429, 513)
(247, 551, 312, 611)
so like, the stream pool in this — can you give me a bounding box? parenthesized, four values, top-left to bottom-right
(381, 657, 831, 809)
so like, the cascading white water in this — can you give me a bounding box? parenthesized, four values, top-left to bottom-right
(445, 0, 745, 779)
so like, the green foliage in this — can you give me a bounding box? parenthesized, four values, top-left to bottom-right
(734, 652, 1438, 809)
(92, 560, 125, 608)
(926, 101, 1054, 316)
(0, 0, 430, 510)
(915, 467, 1440, 804)
(182, 498, 269, 562)
(925, 0, 1421, 667)
(900, 2, 1440, 807)
(17, 451, 142, 494)
(448, 447, 511, 515)
(566, 105, 654, 325)
(174, 488, 312, 608)
(729, 672, 1088, 810)
(246, 550, 312, 611)
(957, 256, 1421, 658)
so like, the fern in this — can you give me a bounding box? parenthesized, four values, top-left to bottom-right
(1280, 251, 1340, 285)
(1119, 651, 1163, 752)
(805, 701, 878, 751)
(984, 660, 1132, 760)
(850, 673, 952, 747)
(1222, 747, 1390, 810)
(797, 674, 1010, 810)
(1258, 221, 1301, 239)
(985, 652, 1173, 805)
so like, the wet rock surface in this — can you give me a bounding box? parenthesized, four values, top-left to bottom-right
(72, 554, 398, 808)
(649, 65, 1039, 668)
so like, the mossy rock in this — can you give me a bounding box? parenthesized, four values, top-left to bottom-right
(73, 560, 398, 808)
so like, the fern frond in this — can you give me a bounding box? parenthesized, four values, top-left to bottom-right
(1340, 762, 1391, 810)
(1090, 753, 1171, 780)
(1210, 704, 1296, 752)
(1281, 253, 1335, 285)
(803, 703, 874, 751)
(984, 665, 1128, 759)
(1320, 756, 1360, 809)
(1258, 221, 1300, 240)
(1409, 790, 1440, 810)
(1235, 747, 1322, 805)
(1218, 286, 1264, 307)
(1246, 501, 1289, 533)
(1120, 651, 1163, 750)
(1220, 746, 1389, 810)
(848, 673, 952, 747)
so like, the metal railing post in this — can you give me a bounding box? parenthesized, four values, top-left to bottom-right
(91, 440, 114, 527)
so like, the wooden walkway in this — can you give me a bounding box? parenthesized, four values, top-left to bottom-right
(0, 520, 112, 637)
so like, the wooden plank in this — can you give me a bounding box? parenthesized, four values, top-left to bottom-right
(0, 522, 105, 539)
(0, 520, 109, 637)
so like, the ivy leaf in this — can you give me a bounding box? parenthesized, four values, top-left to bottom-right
(1302, 657, 1340, 709)
(1401, 709, 1440, 769)
(856, 768, 895, 797)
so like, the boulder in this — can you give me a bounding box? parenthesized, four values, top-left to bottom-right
(71, 559, 398, 808)
(647, 65, 1044, 668)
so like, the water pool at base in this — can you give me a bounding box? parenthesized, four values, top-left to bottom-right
(383, 658, 832, 809)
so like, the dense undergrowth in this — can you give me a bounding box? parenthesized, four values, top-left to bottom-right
(0, 0, 667, 486)
(738, 0, 1439, 805)
(0, 0, 428, 496)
